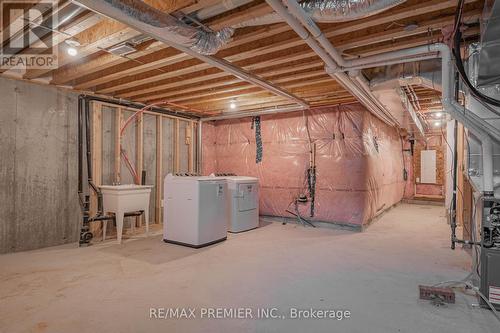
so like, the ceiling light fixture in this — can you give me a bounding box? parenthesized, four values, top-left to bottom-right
(434, 121, 441, 127)
(65, 38, 80, 57)
(229, 100, 237, 110)
(404, 22, 419, 32)
(67, 47, 78, 56)
(434, 112, 442, 118)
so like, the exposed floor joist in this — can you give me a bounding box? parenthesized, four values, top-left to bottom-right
(0, 0, 484, 116)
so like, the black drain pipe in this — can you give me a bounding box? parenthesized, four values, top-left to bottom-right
(78, 96, 94, 245)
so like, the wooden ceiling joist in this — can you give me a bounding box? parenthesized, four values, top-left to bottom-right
(68, 0, 481, 108)
(0, 0, 485, 116)
(65, 0, 480, 93)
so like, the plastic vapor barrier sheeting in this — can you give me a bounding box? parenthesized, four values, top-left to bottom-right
(203, 103, 406, 227)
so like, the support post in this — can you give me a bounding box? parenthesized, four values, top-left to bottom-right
(156, 116, 163, 224)
(174, 119, 180, 173)
(114, 108, 122, 184)
(187, 121, 194, 173)
(91, 102, 103, 237)
(197, 121, 203, 174)
(135, 113, 144, 227)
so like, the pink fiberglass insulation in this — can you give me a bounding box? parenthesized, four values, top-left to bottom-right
(416, 184, 444, 196)
(202, 103, 406, 227)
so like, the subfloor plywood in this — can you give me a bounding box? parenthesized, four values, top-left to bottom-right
(0, 204, 498, 332)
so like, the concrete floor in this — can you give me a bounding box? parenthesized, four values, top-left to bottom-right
(0, 204, 498, 333)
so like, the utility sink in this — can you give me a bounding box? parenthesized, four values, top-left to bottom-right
(99, 184, 154, 243)
(99, 184, 153, 190)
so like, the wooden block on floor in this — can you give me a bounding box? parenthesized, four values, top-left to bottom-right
(419, 285, 455, 304)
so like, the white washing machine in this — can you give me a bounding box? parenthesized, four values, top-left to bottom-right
(210, 174, 259, 233)
(163, 174, 228, 248)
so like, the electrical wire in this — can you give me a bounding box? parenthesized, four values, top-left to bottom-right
(433, 279, 500, 323)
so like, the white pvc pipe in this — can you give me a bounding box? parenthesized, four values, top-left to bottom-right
(284, 0, 347, 67)
(275, 7, 499, 193)
(344, 44, 440, 69)
(330, 54, 439, 74)
(266, 0, 396, 126)
(349, 69, 399, 124)
(276, 0, 398, 125)
(351, 42, 500, 142)
(202, 105, 308, 121)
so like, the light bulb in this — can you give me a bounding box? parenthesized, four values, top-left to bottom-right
(434, 121, 441, 127)
(435, 112, 442, 118)
(67, 47, 78, 56)
(229, 101, 236, 109)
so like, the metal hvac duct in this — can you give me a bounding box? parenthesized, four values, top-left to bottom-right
(234, 0, 407, 28)
(79, 0, 234, 55)
(477, 0, 500, 86)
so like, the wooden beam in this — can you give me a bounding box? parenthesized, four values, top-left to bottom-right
(51, 39, 166, 85)
(0, 10, 100, 75)
(24, 0, 196, 80)
(207, 2, 273, 30)
(122, 57, 322, 99)
(61, 23, 291, 88)
(174, 119, 180, 173)
(135, 112, 144, 227)
(155, 116, 163, 224)
(24, 19, 139, 79)
(114, 107, 122, 184)
(91, 101, 102, 237)
(145, 73, 338, 107)
(74, 51, 190, 90)
(149, 68, 327, 104)
(189, 81, 345, 111)
(59, 22, 286, 87)
(67, 0, 479, 93)
(51, 0, 239, 86)
(187, 122, 194, 173)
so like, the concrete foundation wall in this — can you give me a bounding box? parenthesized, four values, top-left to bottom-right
(0, 77, 79, 253)
(0, 76, 196, 253)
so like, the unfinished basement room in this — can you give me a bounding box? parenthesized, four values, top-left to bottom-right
(1, 0, 500, 332)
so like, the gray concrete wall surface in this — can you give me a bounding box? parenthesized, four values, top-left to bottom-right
(0, 76, 80, 253)
(0, 77, 194, 253)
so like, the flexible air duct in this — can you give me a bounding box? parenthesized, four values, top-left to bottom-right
(234, 0, 407, 28)
(89, 0, 234, 55)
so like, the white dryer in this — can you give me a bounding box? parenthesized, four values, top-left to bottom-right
(210, 174, 259, 233)
(163, 174, 228, 248)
